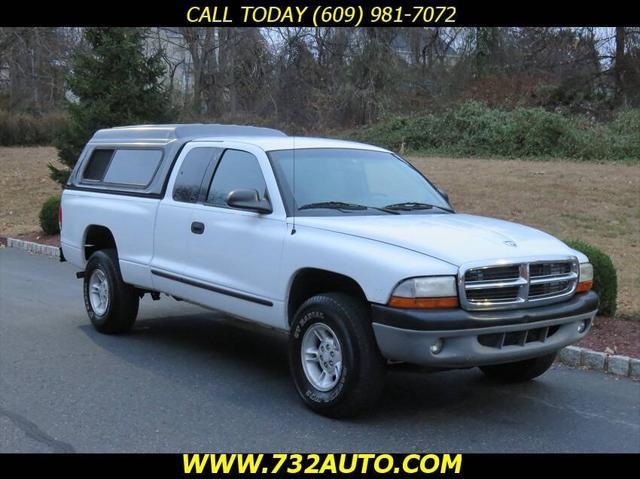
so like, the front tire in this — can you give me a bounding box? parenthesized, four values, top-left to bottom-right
(479, 352, 557, 382)
(288, 293, 385, 418)
(83, 249, 139, 334)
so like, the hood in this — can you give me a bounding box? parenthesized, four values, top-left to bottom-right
(295, 213, 581, 266)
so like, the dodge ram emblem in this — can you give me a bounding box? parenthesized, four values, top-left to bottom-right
(503, 240, 518, 247)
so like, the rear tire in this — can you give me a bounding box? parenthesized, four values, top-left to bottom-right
(479, 352, 557, 382)
(289, 293, 385, 418)
(83, 249, 139, 334)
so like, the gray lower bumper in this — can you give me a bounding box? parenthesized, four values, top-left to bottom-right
(373, 310, 596, 368)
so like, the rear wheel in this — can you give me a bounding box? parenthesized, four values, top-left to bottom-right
(83, 249, 139, 334)
(289, 293, 385, 418)
(479, 352, 557, 382)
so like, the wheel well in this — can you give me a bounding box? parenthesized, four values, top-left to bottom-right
(84, 225, 116, 261)
(287, 268, 368, 325)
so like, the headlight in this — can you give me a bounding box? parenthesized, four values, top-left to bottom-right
(388, 276, 458, 309)
(576, 263, 593, 293)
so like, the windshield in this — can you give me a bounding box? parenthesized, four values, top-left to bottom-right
(269, 148, 450, 216)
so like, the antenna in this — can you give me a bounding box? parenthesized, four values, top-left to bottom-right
(291, 135, 297, 235)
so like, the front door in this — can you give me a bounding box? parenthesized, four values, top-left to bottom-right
(181, 147, 287, 328)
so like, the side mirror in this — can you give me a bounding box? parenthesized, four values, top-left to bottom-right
(226, 189, 272, 214)
(437, 188, 450, 203)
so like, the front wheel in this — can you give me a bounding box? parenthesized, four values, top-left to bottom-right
(83, 249, 139, 334)
(289, 293, 385, 418)
(479, 352, 557, 382)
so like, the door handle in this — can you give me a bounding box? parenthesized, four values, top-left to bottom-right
(191, 221, 205, 234)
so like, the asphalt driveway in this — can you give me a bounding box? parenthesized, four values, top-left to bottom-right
(1, 248, 638, 452)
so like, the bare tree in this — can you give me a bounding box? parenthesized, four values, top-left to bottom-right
(3, 27, 638, 130)
(0, 27, 79, 112)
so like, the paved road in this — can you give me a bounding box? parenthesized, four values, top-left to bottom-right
(1, 247, 638, 453)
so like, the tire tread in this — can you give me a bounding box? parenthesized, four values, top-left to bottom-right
(84, 249, 138, 334)
(290, 292, 385, 418)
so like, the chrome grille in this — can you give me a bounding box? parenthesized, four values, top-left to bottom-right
(466, 286, 520, 302)
(464, 265, 520, 282)
(459, 257, 579, 311)
(530, 262, 572, 277)
(529, 280, 572, 299)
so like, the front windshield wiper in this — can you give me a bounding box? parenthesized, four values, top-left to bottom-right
(384, 202, 453, 213)
(298, 201, 399, 214)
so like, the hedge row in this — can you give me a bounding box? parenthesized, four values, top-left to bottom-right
(350, 102, 640, 162)
(0, 110, 69, 146)
(565, 240, 618, 317)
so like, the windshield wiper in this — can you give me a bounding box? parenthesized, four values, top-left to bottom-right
(299, 201, 366, 211)
(384, 202, 453, 213)
(299, 201, 399, 214)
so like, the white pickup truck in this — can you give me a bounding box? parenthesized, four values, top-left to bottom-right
(60, 124, 598, 417)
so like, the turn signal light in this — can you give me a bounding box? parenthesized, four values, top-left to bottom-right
(388, 296, 459, 309)
(575, 280, 593, 293)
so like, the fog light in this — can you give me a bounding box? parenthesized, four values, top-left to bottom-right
(577, 320, 588, 333)
(430, 339, 444, 355)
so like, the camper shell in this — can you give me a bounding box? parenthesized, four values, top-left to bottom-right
(66, 124, 286, 198)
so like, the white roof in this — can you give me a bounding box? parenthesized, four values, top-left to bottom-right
(191, 136, 389, 153)
(90, 125, 387, 153)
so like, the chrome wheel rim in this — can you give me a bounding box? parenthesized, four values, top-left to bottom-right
(89, 269, 109, 316)
(301, 323, 343, 391)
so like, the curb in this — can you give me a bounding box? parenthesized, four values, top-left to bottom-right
(5, 237, 60, 258)
(558, 345, 640, 379)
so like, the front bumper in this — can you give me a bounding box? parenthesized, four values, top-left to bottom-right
(372, 291, 598, 368)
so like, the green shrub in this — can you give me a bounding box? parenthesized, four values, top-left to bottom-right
(606, 109, 640, 162)
(348, 102, 640, 163)
(565, 239, 617, 316)
(503, 107, 575, 157)
(39, 196, 61, 235)
(0, 110, 69, 146)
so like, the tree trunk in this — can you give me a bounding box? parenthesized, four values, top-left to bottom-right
(614, 27, 626, 106)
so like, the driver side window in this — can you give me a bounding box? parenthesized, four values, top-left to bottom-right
(206, 149, 268, 207)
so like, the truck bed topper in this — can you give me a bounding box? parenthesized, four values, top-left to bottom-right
(66, 123, 286, 197)
(89, 123, 286, 143)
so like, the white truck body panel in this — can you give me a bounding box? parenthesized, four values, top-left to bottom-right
(293, 214, 588, 266)
(61, 129, 591, 333)
(61, 190, 159, 288)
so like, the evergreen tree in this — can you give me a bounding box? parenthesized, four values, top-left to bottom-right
(50, 28, 174, 184)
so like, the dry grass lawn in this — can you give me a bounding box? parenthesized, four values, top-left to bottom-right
(0, 147, 62, 236)
(0, 147, 638, 318)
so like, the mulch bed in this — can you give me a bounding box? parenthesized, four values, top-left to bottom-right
(2, 230, 639, 359)
(577, 316, 640, 358)
(9, 231, 60, 246)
